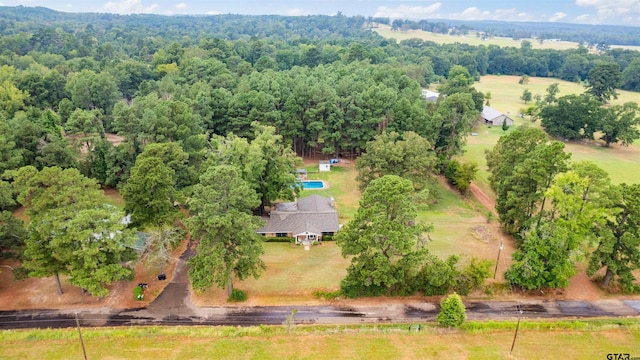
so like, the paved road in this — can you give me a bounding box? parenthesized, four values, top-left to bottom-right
(1, 299, 639, 329)
(2, 243, 639, 330)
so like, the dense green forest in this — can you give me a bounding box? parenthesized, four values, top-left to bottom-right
(1, 6, 640, 296)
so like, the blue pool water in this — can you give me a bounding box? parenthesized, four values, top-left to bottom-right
(300, 180, 324, 189)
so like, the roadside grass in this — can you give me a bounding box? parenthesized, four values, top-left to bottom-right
(2, 321, 638, 359)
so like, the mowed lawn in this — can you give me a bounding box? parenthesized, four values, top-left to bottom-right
(192, 160, 509, 305)
(2, 323, 639, 360)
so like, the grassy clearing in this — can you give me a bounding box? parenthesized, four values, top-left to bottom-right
(373, 24, 640, 53)
(462, 75, 640, 190)
(474, 75, 640, 117)
(374, 25, 582, 51)
(2, 321, 638, 359)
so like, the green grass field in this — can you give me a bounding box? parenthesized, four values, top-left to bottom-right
(463, 75, 640, 191)
(2, 321, 638, 359)
(373, 24, 640, 53)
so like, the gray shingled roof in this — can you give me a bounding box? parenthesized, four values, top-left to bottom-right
(258, 195, 339, 235)
(482, 105, 504, 121)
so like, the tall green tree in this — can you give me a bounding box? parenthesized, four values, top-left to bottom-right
(244, 123, 300, 213)
(0, 210, 27, 259)
(506, 171, 605, 289)
(543, 83, 560, 104)
(122, 156, 178, 227)
(34, 204, 136, 297)
(588, 183, 640, 291)
(621, 58, 640, 92)
(186, 165, 265, 296)
(485, 127, 548, 192)
(540, 94, 602, 141)
(65, 69, 121, 115)
(10, 166, 134, 295)
(429, 92, 478, 160)
(336, 175, 431, 297)
(586, 62, 622, 103)
(598, 102, 640, 147)
(355, 131, 436, 190)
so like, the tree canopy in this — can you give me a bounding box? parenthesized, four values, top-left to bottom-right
(336, 175, 431, 297)
(9, 166, 135, 296)
(355, 131, 436, 190)
(186, 165, 265, 296)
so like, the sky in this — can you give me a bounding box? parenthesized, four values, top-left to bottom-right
(1, 0, 639, 26)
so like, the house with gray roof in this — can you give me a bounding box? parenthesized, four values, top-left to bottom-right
(421, 89, 440, 103)
(482, 105, 514, 126)
(257, 195, 339, 245)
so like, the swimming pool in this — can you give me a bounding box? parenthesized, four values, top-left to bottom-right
(299, 180, 325, 189)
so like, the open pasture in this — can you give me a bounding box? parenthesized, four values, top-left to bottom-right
(463, 75, 640, 192)
(374, 24, 640, 53)
(375, 25, 581, 51)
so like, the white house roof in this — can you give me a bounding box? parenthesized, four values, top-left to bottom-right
(482, 105, 506, 121)
(421, 89, 440, 102)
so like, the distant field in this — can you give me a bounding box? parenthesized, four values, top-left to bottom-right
(2, 322, 639, 359)
(373, 24, 640, 52)
(463, 75, 640, 190)
(374, 25, 579, 50)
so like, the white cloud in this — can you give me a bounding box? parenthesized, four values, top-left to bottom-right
(548, 12, 567, 22)
(373, 3, 442, 19)
(575, 0, 640, 23)
(281, 8, 306, 16)
(435, 7, 532, 22)
(205, 10, 221, 15)
(175, 2, 187, 10)
(100, 0, 159, 14)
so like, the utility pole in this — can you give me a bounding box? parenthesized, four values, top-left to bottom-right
(493, 241, 504, 279)
(75, 313, 88, 360)
(510, 306, 523, 356)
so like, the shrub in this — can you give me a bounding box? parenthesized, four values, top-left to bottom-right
(228, 289, 247, 302)
(413, 255, 460, 296)
(313, 290, 341, 300)
(456, 257, 493, 295)
(11, 266, 30, 280)
(133, 286, 144, 301)
(443, 159, 477, 194)
(263, 237, 294, 243)
(436, 293, 466, 327)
